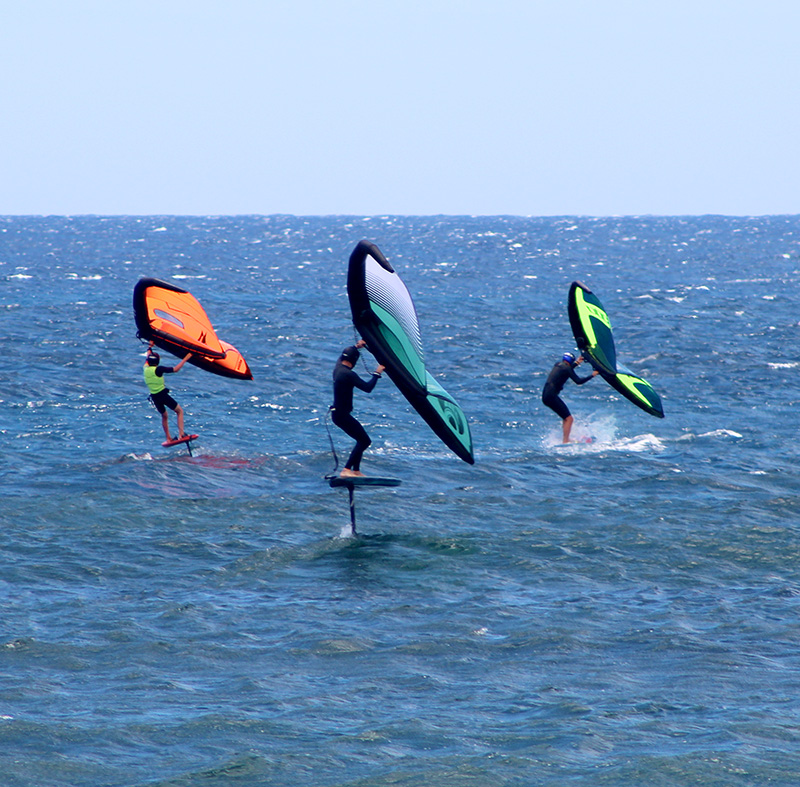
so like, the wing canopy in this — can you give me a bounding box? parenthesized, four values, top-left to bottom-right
(568, 281, 663, 418)
(568, 281, 616, 375)
(133, 278, 253, 380)
(606, 364, 664, 419)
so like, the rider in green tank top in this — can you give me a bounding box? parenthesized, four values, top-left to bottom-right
(143, 342, 193, 442)
(143, 364, 168, 394)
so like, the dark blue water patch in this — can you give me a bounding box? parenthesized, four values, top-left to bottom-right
(3, 215, 800, 785)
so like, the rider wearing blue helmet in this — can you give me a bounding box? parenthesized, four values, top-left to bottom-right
(541, 351, 598, 443)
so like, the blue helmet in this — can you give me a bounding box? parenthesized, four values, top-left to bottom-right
(562, 352, 576, 364)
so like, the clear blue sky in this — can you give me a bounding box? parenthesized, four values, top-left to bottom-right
(2, 1, 798, 216)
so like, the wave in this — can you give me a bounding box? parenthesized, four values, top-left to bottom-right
(541, 413, 665, 453)
(676, 429, 744, 441)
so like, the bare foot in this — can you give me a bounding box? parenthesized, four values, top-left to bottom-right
(340, 468, 365, 477)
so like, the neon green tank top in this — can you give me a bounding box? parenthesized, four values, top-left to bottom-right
(143, 365, 165, 394)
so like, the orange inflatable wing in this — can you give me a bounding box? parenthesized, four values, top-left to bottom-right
(133, 278, 253, 380)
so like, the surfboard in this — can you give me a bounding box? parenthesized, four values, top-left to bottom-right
(554, 437, 594, 449)
(162, 434, 199, 448)
(327, 476, 402, 488)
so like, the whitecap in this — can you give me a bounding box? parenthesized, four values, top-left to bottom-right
(123, 452, 153, 461)
(545, 432, 664, 454)
(698, 429, 743, 439)
(612, 434, 665, 452)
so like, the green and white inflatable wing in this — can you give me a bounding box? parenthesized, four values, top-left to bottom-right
(348, 240, 475, 463)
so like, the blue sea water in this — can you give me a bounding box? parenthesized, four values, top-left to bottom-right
(2, 214, 800, 786)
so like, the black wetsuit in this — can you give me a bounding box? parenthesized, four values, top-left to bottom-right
(331, 361, 381, 471)
(541, 360, 594, 420)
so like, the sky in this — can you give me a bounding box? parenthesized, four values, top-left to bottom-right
(1, 0, 798, 216)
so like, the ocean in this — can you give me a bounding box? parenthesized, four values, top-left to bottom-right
(2, 214, 799, 785)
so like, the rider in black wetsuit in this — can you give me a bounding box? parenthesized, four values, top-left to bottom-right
(331, 341, 385, 477)
(541, 352, 598, 443)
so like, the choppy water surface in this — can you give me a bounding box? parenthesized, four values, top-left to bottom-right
(2, 215, 800, 785)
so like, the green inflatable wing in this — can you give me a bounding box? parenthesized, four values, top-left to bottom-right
(568, 281, 664, 418)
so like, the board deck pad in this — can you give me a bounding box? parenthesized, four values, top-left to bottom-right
(162, 434, 199, 447)
(327, 475, 401, 488)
